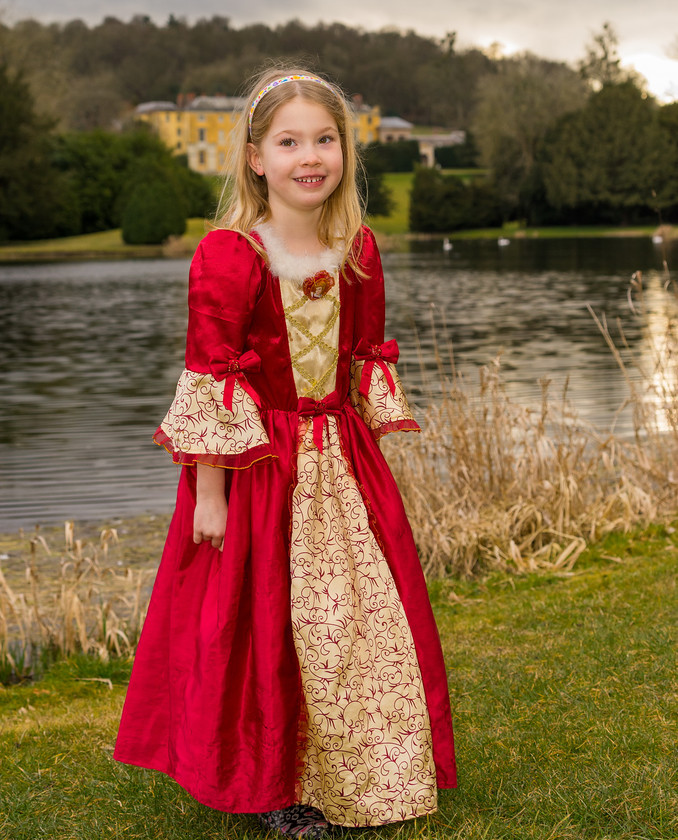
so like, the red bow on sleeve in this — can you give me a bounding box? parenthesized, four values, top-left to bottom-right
(353, 338, 399, 400)
(297, 391, 343, 453)
(210, 349, 262, 411)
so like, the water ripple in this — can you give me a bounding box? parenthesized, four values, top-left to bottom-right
(1, 238, 675, 529)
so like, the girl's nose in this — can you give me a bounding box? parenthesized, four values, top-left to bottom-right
(299, 144, 321, 165)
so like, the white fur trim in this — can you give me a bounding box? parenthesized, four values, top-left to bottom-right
(255, 222, 343, 285)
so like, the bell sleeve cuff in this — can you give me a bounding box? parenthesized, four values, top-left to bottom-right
(153, 364, 273, 470)
(349, 338, 421, 440)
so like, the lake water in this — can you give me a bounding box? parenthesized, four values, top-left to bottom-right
(1, 236, 676, 531)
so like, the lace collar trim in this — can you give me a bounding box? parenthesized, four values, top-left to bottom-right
(254, 222, 343, 284)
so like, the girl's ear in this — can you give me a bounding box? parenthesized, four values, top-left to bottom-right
(246, 143, 265, 177)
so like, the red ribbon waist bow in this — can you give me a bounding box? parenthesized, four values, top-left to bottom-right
(297, 391, 343, 453)
(353, 338, 399, 400)
(210, 349, 262, 411)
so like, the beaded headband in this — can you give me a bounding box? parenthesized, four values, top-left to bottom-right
(248, 75, 335, 137)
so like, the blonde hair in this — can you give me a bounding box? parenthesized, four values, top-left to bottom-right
(215, 64, 365, 275)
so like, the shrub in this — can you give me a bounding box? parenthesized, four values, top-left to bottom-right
(357, 154, 394, 217)
(434, 133, 480, 168)
(363, 140, 420, 172)
(172, 158, 216, 217)
(409, 167, 502, 232)
(121, 178, 186, 245)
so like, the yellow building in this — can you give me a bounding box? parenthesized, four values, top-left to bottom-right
(135, 95, 380, 175)
(352, 101, 381, 146)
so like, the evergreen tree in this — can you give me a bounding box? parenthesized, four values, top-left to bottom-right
(409, 167, 501, 232)
(0, 63, 70, 241)
(358, 155, 393, 218)
(540, 83, 673, 224)
(656, 103, 678, 221)
(363, 141, 420, 173)
(121, 177, 187, 244)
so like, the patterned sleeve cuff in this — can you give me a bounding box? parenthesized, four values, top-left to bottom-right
(153, 367, 273, 469)
(349, 339, 421, 440)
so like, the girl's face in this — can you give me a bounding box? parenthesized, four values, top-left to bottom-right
(247, 97, 344, 219)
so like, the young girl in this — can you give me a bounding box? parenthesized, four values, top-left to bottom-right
(114, 66, 456, 838)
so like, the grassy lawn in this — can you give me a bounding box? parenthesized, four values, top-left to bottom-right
(447, 223, 659, 240)
(367, 172, 413, 236)
(1, 525, 675, 839)
(440, 169, 488, 183)
(0, 218, 210, 261)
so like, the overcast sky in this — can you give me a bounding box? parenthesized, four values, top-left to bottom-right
(4, 0, 677, 100)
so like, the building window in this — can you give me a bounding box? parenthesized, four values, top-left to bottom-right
(177, 127, 182, 137)
(199, 150, 206, 165)
(165, 113, 170, 122)
(218, 130, 225, 145)
(198, 128, 206, 142)
(198, 113, 205, 121)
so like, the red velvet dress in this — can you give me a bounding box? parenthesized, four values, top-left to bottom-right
(114, 226, 456, 827)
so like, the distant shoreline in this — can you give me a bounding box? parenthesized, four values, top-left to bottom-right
(0, 217, 673, 264)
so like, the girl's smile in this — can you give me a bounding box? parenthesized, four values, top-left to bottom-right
(247, 97, 344, 218)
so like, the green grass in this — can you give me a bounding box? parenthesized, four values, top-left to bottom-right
(368, 172, 413, 235)
(0, 218, 210, 260)
(440, 168, 488, 183)
(448, 223, 659, 240)
(1, 527, 675, 839)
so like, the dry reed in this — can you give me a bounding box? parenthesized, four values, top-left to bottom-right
(0, 522, 153, 682)
(1, 261, 676, 676)
(384, 264, 678, 577)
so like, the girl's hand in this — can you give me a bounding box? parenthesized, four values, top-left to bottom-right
(193, 464, 228, 550)
(193, 495, 228, 550)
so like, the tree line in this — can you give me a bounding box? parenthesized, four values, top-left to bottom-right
(1, 16, 677, 240)
(409, 79, 678, 231)
(0, 16, 492, 131)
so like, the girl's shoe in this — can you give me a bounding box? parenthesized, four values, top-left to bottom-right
(257, 804, 331, 838)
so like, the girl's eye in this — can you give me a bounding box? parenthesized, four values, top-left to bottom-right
(318, 135, 334, 144)
(279, 137, 295, 147)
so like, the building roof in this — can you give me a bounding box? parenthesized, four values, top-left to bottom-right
(187, 95, 247, 111)
(135, 101, 178, 113)
(379, 116, 414, 130)
(411, 130, 466, 146)
(135, 96, 248, 114)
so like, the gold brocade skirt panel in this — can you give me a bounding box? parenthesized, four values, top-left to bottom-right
(290, 416, 437, 827)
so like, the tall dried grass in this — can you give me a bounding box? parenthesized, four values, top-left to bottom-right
(1, 259, 676, 678)
(384, 264, 678, 578)
(0, 522, 153, 682)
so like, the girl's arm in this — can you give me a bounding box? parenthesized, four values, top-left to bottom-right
(193, 463, 228, 550)
(350, 227, 421, 441)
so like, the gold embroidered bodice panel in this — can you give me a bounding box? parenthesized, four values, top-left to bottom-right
(255, 223, 343, 401)
(278, 278, 340, 400)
